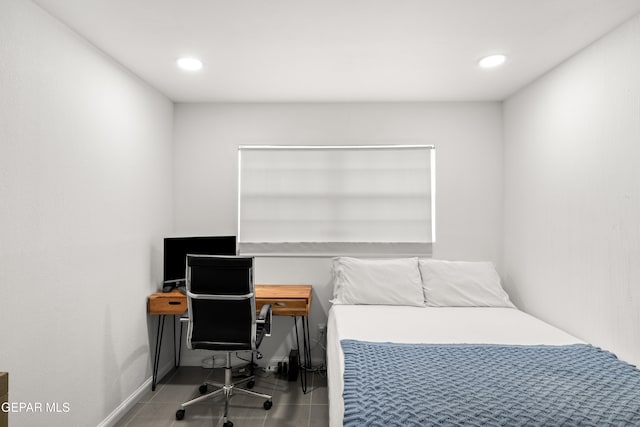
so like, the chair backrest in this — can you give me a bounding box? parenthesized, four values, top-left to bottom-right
(185, 255, 257, 351)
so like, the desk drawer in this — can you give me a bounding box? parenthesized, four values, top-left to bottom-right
(257, 298, 308, 316)
(148, 295, 187, 315)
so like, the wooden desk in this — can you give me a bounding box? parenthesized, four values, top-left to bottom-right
(148, 284, 312, 316)
(148, 284, 312, 392)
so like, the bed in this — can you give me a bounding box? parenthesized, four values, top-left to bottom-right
(326, 257, 640, 426)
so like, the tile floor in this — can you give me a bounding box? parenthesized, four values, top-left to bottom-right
(115, 367, 329, 427)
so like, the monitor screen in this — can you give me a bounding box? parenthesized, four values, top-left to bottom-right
(163, 236, 237, 285)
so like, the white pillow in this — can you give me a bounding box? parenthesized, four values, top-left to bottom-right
(331, 257, 425, 306)
(419, 259, 515, 307)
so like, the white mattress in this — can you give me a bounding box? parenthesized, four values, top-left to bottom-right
(326, 305, 582, 427)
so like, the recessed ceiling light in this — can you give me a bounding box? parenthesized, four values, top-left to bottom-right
(177, 57, 203, 71)
(478, 54, 507, 69)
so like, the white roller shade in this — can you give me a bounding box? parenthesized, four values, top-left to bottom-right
(238, 145, 435, 256)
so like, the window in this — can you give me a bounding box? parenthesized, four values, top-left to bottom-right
(238, 145, 435, 256)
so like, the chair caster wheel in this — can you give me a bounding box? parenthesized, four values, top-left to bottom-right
(175, 409, 185, 420)
(199, 384, 208, 394)
(263, 400, 273, 410)
(247, 380, 255, 389)
(223, 421, 233, 427)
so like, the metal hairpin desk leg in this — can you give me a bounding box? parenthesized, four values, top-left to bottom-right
(152, 315, 166, 391)
(176, 320, 183, 367)
(152, 315, 184, 392)
(293, 316, 312, 393)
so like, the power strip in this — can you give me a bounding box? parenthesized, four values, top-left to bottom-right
(265, 357, 289, 374)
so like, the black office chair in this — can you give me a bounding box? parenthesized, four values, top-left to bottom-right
(175, 255, 273, 427)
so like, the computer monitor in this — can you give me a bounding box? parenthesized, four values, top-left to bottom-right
(163, 236, 237, 291)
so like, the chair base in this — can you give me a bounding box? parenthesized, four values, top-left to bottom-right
(176, 352, 272, 424)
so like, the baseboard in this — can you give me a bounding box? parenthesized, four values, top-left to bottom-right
(97, 360, 174, 427)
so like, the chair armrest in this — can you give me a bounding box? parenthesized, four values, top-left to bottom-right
(257, 304, 271, 320)
(257, 304, 272, 336)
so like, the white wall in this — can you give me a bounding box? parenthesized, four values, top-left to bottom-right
(0, 1, 173, 426)
(173, 102, 504, 365)
(503, 15, 640, 366)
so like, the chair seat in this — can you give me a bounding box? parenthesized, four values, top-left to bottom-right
(191, 342, 252, 351)
(191, 323, 267, 351)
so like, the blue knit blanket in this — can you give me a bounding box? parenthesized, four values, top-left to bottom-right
(341, 340, 640, 426)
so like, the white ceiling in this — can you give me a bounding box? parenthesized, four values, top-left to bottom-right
(33, 0, 640, 103)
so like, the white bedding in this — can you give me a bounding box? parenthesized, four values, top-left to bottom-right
(326, 305, 582, 427)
